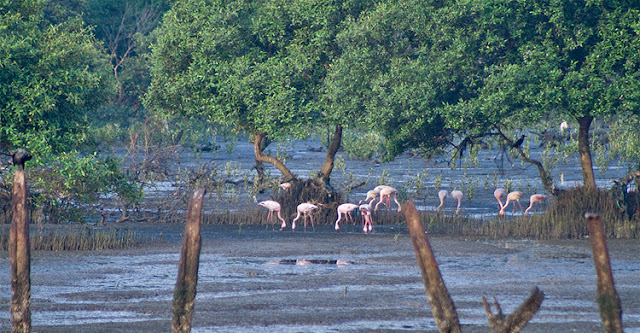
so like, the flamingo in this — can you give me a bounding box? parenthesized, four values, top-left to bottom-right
(292, 203, 318, 231)
(494, 188, 506, 210)
(437, 190, 448, 215)
(450, 190, 463, 215)
(499, 191, 523, 217)
(360, 189, 381, 206)
(374, 185, 401, 212)
(524, 194, 548, 216)
(359, 203, 373, 233)
(279, 182, 291, 190)
(258, 200, 287, 230)
(335, 203, 359, 231)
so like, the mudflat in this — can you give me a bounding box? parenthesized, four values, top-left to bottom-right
(1, 223, 639, 332)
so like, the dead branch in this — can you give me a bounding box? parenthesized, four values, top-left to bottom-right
(482, 287, 545, 333)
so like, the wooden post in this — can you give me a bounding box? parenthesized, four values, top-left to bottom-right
(10, 149, 32, 333)
(172, 189, 206, 333)
(585, 213, 623, 333)
(403, 199, 461, 333)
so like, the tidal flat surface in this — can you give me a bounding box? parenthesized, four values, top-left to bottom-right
(1, 223, 639, 332)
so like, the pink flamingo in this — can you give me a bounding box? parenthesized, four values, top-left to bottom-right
(494, 188, 506, 210)
(361, 189, 380, 205)
(334, 203, 359, 231)
(524, 194, 548, 216)
(437, 190, 448, 215)
(359, 203, 373, 233)
(292, 203, 318, 231)
(374, 185, 401, 212)
(279, 182, 291, 190)
(450, 190, 463, 215)
(258, 200, 287, 230)
(499, 191, 523, 217)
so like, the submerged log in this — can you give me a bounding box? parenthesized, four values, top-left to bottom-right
(172, 189, 206, 333)
(10, 149, 32, 333)
(404, 199, 461, 333)
(482, 287, 545, 333)
(585, 213, 623, 333)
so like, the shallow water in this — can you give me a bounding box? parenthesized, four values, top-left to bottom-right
(165, 135, 636, 219)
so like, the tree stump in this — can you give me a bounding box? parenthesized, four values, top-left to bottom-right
(10, 149, 32, 333)
(172, 189, 206, 333)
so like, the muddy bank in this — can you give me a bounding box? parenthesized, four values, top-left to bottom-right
(1, 223, 639, 332)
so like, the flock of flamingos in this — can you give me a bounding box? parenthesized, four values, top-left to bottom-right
(258, 183, 548, 233)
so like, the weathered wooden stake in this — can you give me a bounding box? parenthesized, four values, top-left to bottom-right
(585, 212, 623, 333)
(10, 149, 32, 333)
(172, 189, 206, 333)
(403, 199, 461, 333)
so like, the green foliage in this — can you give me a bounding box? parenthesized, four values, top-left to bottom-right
(341, 130, 384, 160)
(0, 0, 115, 158)
(26, 153, 142, 223)
(146, 0, 376, 142)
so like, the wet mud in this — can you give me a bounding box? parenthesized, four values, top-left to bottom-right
(1, 223, 639, 332)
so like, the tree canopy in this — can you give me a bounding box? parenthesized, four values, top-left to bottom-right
(145, 0, 378, 182)
(327, 0, 640, 189)
(0, 0, 114, 159)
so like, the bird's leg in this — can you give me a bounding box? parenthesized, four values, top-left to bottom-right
(309, 215, 315, 232)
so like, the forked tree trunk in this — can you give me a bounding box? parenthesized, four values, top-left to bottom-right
(318, 124, 342, 186)
(253, 131, 295, 181)
(577, 115, 597, 189)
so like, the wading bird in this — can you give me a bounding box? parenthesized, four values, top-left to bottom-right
(335, 203, 359, 231)
(450, 190, 463, 215)
(361, 189, 380, 205)
(279, 182, 291, 190)
(258, 200, 287, 230)
(437, 190, 448, 215)
(499, 191, 523, 217)
(494, 188, 506, 211)
(524, 194, 548, 216)
(359, 203, 373, 233)
(374, 185, 401, 212)
(292, 203, 318, 232)
(560, 121, 569, 132)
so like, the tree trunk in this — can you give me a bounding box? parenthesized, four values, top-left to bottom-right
(253, 131, 296, 181)
(318, 124, 342, 186)
(172, 189, 206, 333)
(585, 213, 623, 333)
(404, 200, 462, 333)
(577, 116, 597, 188)
(10, 150, 32, 333)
